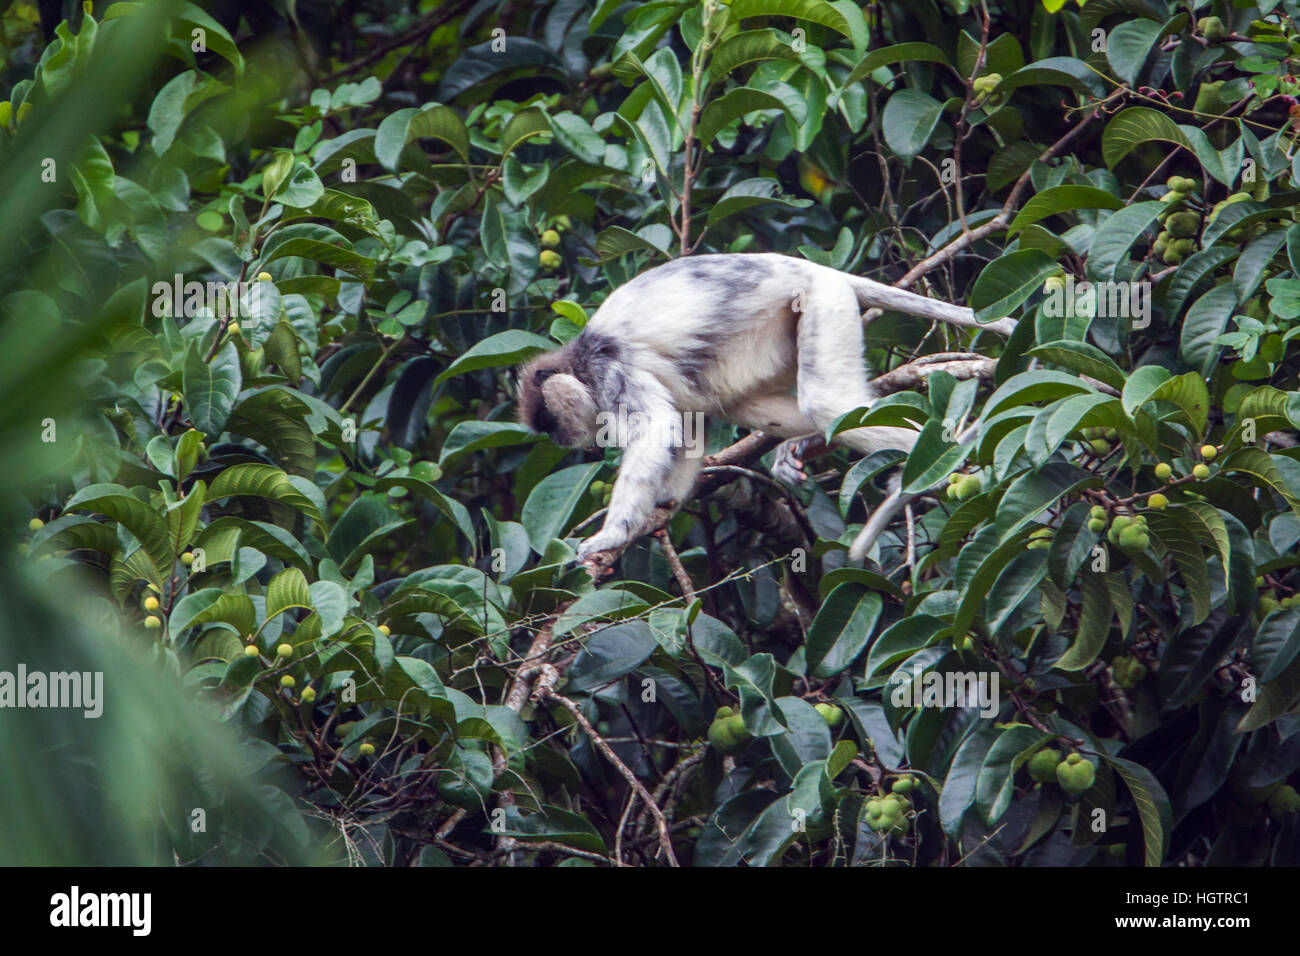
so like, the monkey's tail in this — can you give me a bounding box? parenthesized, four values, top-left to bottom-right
(846, 275, 1017, 338)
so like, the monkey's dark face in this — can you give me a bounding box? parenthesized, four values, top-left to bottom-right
(517, 351, 599, 448)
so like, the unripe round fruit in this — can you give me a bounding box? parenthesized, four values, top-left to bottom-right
(1088, 518, 1106, 533)
(1043, 275, 1067, 294)
(301, 686, 316, 703)
(1159, 190, 1186, 205)
(554, 215, 572, 231)
(1199, 16, 1227, 41)
(1027, 748, 1061, 783)
(359, 742, 375, 757)
(1166, 212, 1200, 238)
(144, 615, 162, 629)
(540, 229, 561, 248)
(243, 644, 259, 657)
(28, 517, 43, 532)
(1200, 444, 1218, 460)
(1089, 439, 1111, 456)
(1057, 755, 1096, 796)
(1090, 505, 1106, 520)
(814, 702, 843, 728)
(956, 475, 981, 500)
(892, 776, 917, 794)
(1162, 248, 1183, 265)
(1193, 464, 1211, 480)
(1148, 493, 1168, 510)
(227, 322, 241, 336)
(277, 643, 293, 659)
(257, 271, 273, 282)
(948, 473, 962, 485)
(539, 249, 562, 269)
(280, 674, 295, 688)
(377, 624, 391, 637)
(1154, 462, 1172, 480)
(1259, 595, 1280, 615)
(181, 551, 194, 565)
(143, 595, 160, 611)
(1118, 525, 1150, 551)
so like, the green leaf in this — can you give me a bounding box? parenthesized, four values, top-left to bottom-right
(183, 340, 241, 439)
(696, 85, 804, 147)
(970, 249, 1058, 322)
(805, 585, 882, 677)
(1086, 201, 1163, 280)
(1101, 107, 1190, 169)
(435, 330, 556, 384)
(844, 42, 951, 87)
(1008, 185, 1124, 235)
(881, 89, 944, 160)
(1180, 283, 1237, 378)
(521, 463, 603, 552)
(1056, 571, 1113, 670)
(1024, 340, 1126, 391)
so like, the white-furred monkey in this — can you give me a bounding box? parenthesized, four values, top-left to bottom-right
(516, 252, 1010, 569)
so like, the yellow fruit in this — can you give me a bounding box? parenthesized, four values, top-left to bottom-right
(227, 322, 241, 335)
(1200, 445, 1218, 460)
(243, 644, 259, 657)
(301, 686, 317, 703)
(27, 517, 43, 532)
(1154, 462, 1172, 480)
(276, 643, 293, 659)
(539, 249, 562, 269)
(257, 271, 273, 282)
(144, 615, 162, 629)
(1193, 464, 1211, 480)
(181, 551, 194, 565)
(541, 229, 561, 248)
(143, 595, 160, 611)
(377, 624, 391, 637)
(359, 742, 375, 757)
(1148, 493, 1168, 510)
(280, 674, 295, 688)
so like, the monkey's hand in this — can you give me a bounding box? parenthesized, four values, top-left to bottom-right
(772, 435, 831, 485)
(576, 529, 628, 577)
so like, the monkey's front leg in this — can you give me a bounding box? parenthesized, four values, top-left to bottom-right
(574, 429, 686, 572)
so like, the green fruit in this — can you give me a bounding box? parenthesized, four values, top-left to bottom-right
(1171, 238, 1196, 256)
(1027, 748, 1061, 783)
(144, 615, 162, 629)
(1154, 462, 1172, 480)
(1268, 784, 1299, 819)
(359, 742, 375, 757)
(1089, 439, 1111, 456)
(1200, 444, 1218, 460)
(539, 249, 562, 269)
(1088, 518, 1106, 533)
(280, 674, 295, 688)
(1198, 16, 1227, 41)
(1118, 525, 1150, 551)
(1159, 190, 1186, 205)
(243, 644, 259, 657)
(1162, 248, 1183, 265)
(541, 229, 561, 248)
(1043, 274, 1067, 293)
(814, 702, 843, 728)
(1057, 755, 1096, 796)
(301, 686, 317, 703)
(1148, 493, 1168, 510)
(181, 551, 194, 566)
(1166, 212, 1200, 238)
(554, 215, 572, 230)
(947, 473, 962, 484)
(143, 595, 160, 611)
(1090, 505, 1106, 520)
(892, 776, 917, 794)
(196, 209, 224, 231)
(956, 475, 981, 500)
(1193, 464, 1211, 480)
(28, 517, 43, 532)
(277, 643, 294, 659)
(256, 271, 273, 282)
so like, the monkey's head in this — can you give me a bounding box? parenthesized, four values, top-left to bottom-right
(517, 348, 599, 448)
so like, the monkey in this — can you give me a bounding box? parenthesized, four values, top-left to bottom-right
(516, 252, 1011, 570)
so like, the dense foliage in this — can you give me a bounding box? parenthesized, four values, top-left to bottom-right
(8, 0, 1300, 866)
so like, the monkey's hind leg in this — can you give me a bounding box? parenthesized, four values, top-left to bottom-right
(794, 278, 918, 456)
